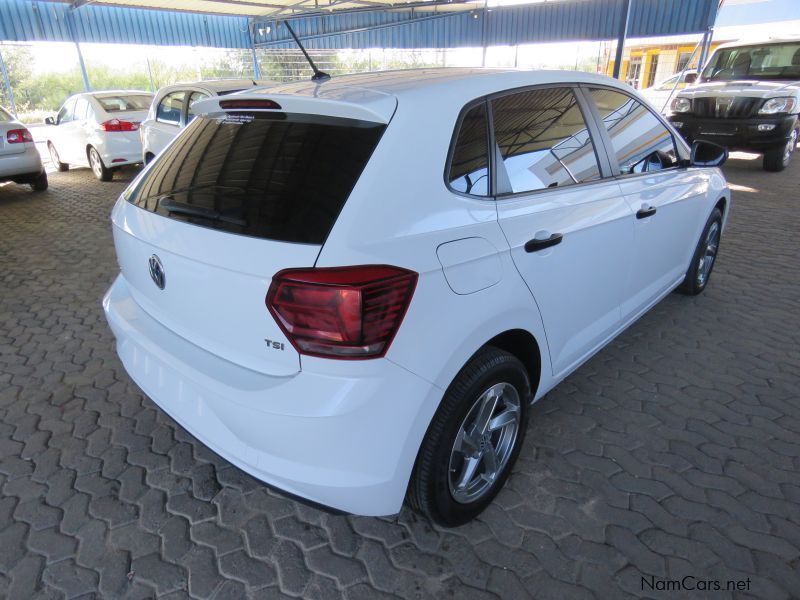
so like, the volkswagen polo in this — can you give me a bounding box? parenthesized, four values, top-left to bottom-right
(104, 69, 730, 526)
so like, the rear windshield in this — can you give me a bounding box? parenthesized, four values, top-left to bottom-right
(97, 95, 153, 112)
(126, 112, 386, 244)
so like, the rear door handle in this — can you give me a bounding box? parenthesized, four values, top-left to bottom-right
(636, 206, 657, 219)
(525, 233, 563, 253)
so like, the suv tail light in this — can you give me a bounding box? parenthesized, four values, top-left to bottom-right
(6, 128, 33, 144)
(101, 119, 139, 132)
(267, 265, 418, 359)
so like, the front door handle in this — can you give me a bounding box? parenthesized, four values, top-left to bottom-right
(525, 233, 563, 253)
(636, 206, 657, 219)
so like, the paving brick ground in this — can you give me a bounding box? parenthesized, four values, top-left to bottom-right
(0, 150, 798, 599)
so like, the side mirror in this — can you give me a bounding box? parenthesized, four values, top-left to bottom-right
(691, 140, 728, 167)
(44, 116, 55, 125)
(684, 72, 698, 84)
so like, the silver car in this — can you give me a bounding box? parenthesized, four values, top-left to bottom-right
(0, 106, 47, 191)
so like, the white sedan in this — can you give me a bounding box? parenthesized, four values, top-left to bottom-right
(0, 106, 47, 191)
(140, 79, 273, 164)
(44, 90, 153, 181)
(104, 69, 730, 525)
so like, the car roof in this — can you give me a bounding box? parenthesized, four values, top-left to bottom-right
(713, 37, 800, 51)
(211, 68, 633, 122)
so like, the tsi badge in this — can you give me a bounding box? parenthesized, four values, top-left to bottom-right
(264, 339, 285, 351)
(148, 254, 166, 290)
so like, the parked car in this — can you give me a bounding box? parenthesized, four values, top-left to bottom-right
(44, 90, 153, 181)
(669, 38, 800, 171)
(104, 69, 730, 525)
(640, 70, 698, 114)
(0, 106, 47, 191)
(140, 79, 274, 164)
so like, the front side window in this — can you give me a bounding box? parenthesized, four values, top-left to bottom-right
(448, 103, 490, 196)
(588, 88, 678, 175)
(127, 112, 385, 244)
(156, 91, 185, 125)
(57, 98, 77, 124)
(491, 87, 602, 195)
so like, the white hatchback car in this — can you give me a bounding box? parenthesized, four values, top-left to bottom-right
(104, 69, 730, 525)
(45, 90, 153, 181)
(0, 106, 47, 191)
(140, 79, 274, 164)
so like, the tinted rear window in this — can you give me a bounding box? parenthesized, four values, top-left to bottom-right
(127, 112, 385, 244)
(97, 95, 153, 112)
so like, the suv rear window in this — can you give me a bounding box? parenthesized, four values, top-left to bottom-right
(127, 112, 385, 244)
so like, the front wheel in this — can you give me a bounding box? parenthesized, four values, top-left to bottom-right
(48, 143, 68, 172)
(677, 207, 723, 296)
(88, 146, 113, 182)
(408, 346, 530, 526)
(763, 127, 798, 172)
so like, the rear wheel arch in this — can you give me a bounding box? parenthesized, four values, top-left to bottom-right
(477, 329, 542, 402)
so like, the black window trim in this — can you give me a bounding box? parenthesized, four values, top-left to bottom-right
(577, 83, 690, 181)
(444, 82, 616, 202)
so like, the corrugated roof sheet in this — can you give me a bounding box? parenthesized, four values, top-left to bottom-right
(1, 0, 718, 49)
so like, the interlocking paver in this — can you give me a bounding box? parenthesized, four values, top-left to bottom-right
(1, 153, 799, 598)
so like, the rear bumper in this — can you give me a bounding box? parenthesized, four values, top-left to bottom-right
(0, 145, 43, 180)
(669, 114, 798, 152)
(103, 274, 441, 516)
(93, 132, 144, 166)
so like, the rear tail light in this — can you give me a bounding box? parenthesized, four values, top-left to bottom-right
(266, 265, 418, 359)
(100, 119, 139, 132)
(6, 128, 33, 144)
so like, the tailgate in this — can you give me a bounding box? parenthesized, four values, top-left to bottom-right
(112, 100, 387, 376)
(112, 199, 319, 376)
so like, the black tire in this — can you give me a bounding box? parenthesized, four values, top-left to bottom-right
(763, 127, 798, 172)
(30, 171, 48, 191)
(144, 152, 155, 166)
(677, 207, 723, 296)
(47, 142, 69, 172)
(88, 146, 113, 182)
(408, 346, 531, 526)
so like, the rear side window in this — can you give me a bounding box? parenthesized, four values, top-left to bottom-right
(448, 103, 490, 196)
(157, 91, 185, 125)
(587, 88, 678, 175)
(492, 87, 602, 194)
(128, 112, 385, 244)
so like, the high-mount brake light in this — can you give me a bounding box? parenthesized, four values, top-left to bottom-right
(6, 128, 33, 144)
(266, 265, 418, 359)
(101, 119, 139, 132)
(219, 99, 282, 110)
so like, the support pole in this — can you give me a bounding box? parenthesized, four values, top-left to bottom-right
(251, 46, 262, 79)
(481, 0, 489, 67)
(0, 48, 18, 116)
(67, 10, 90, 91)
(697, 28, 714, 73)
(612, 0, 632, 79)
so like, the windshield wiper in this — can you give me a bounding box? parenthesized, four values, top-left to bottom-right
(158, 197, 247, 227)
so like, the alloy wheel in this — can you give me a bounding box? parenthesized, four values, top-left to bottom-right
(784, 129, 798, 166)
(448, 382, 521, 504)
(696, 221, 720, 287)
(89, 149, 103, 179)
